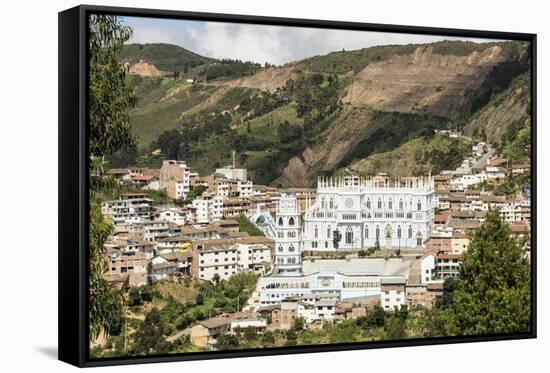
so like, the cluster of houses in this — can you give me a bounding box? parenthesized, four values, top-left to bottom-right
(99, 140, 530, 349)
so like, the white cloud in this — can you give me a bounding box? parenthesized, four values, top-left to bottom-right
(124, 17, 504, 65)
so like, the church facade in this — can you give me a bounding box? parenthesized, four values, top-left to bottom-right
(257, 186, 417, 308)
(301, 175, 435, 251)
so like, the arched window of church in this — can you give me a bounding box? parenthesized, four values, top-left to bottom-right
(385, 225, 392, 239)
(377, 198, 382, 209)
(345, 226, 353, 245)
(397, 225, 402, 239)
(388, 198, 393, 209)
(314, 225, 318, 238)
(329, 198, 334, 209)
(364, 225, 369, 238)
(289, 244, 295, 252)
(366, 199, 371, 209)
(416, 232, 422, 246)
(399, 199, 404, 210)
(289, 217, 295, 226)
(278, 245, 283, 252)
(327, 225, 331, 238)
(278, 217, 283, 226)
(375, 226, 380, 240)
(408, 225, 413, 238)
(417, 200, 422, 211)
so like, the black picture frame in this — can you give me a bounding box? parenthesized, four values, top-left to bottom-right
(58, 4, 537, 367)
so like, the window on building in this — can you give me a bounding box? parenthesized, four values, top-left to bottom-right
(366, 199, 371, 209)
(388, 199, 393, 209)
(408, 225, 413, 238)
(376, 226, 380, 240)
(399, 199, 404, 210)
(289, 217, 295, 226)
(329, 198, 334, 209)
(345, 226, 353, 245)
(364, 225, 369, 238)
(289, 244, 295, 252)
(377, 198, 382, 209)
(325, 241, 328, 249)
(417, 233, 423, 246)
(278, 217, 283, 226)
(327, 225, 331, 238)
(314, 225, 318, 238)
(397, 226, 402, 239)
(417, 200, 422, 211)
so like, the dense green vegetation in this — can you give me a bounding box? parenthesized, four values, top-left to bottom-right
(235, 214, 265, 236)
(91, 273, 259, 357)
(200, 59, 262, 80)
(426, 211, 531, 336)
(119, 43, 214, 73)
(344, 133, 471, 177)
(469, 173, 530, 198)
(500, 119, 531, 164)
(88, 14, 136, 342)
(146, 72, 342, 183)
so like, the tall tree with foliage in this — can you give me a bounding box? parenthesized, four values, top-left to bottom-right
(88, 15, 136, 342)
(89, 203, 124, 341)
(432, 211, 530, 336)
(89, 15, 137, 157)
(133, 308, 171, 355)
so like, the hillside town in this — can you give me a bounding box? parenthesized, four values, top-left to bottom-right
(99, 136, 531, 350)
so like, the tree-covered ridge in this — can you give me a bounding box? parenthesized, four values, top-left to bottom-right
(298, 40, 530, 74)
(119, 43, 215, 73)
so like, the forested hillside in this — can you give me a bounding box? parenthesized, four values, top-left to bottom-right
(111, 40, 531, 187)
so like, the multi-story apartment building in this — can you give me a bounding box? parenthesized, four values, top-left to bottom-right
(421, 252, 462, 283)
(192, 192, 223, 224)
(190, 237, 274, 281)
(380, 277, 406, 311)
(160, 160, 193, 200)
(101, 193, 155, 225)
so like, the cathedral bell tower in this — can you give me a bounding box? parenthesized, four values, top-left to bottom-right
(274, 194, 302, 276)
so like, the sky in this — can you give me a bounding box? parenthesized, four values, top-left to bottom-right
(122, 16, 504, 66)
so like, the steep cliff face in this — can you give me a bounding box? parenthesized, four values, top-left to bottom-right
(211, 65, 298, 92)
(343, 45, 515, 118)
(127, 60, 171, 77)
(462, 73, 530, 145)
(273, 44, 529, 187)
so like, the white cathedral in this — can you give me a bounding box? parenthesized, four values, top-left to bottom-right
(301, 174, 435, 251)
(257, 175, 435, 307)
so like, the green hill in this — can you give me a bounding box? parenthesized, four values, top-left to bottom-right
(110, 40, 531, 187)
(119, 43, 215, 73)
